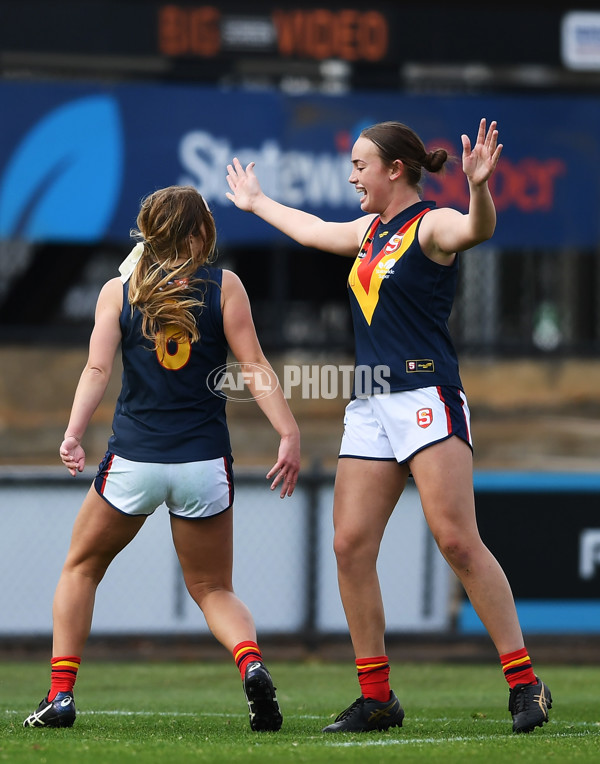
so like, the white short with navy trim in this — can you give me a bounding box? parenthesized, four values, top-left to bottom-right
(94, 452, 234, 519)
(339, 387, 472, 463)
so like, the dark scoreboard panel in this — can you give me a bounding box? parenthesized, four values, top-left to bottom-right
(0, 1, 571, 69)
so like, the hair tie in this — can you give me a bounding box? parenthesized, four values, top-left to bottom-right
(118, 242, 145, 283)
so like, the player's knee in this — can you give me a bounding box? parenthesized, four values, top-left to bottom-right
(183, 576, 231, 602)
(333, 531, 377, 570)
(437, 534, 475, 572)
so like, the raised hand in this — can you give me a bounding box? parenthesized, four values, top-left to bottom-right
(461, 119, 503, 186)
(225, 157, 263, 212)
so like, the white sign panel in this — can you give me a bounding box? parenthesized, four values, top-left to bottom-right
(561, 12, 600, 70)
(0, 472, 452, 636)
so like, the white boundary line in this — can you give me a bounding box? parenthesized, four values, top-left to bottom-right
(328, 731, 598, 747)
(6, 708, 600, 732)
(7, 709, 599, 746)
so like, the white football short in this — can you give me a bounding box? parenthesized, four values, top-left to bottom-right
(94, 452, 234, 519)
(339, 386, 472, 463)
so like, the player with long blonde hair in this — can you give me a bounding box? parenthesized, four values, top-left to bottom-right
(24, 185, 300, 732)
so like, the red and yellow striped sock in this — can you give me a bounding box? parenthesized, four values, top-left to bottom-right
(48, 656, 81, 700)
(233, 641, 263, 679)
(356, 655, 391, 702)
(500, 647, 536, 688)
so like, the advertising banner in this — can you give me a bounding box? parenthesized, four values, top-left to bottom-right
(460, 472, 600, 634)
(1, 79, 597, 249)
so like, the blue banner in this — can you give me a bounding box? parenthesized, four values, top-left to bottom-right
(1, 79, 597, 249)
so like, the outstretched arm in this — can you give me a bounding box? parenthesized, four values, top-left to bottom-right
(221, 270, 301, 497)
(225, 157, 369, 257)
(421, 118, 503, 258)
(60, 278, 122, 476)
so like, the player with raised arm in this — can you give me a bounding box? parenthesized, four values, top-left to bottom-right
(226, 119, 551, 734)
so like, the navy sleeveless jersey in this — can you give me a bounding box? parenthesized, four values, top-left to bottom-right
(348, 201, 463, 395)
(108, 266, 231, 462)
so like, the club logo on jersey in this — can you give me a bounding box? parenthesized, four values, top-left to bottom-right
(349, 209, 429, 325)
(384, 234, 403, 254)
(416, 408, 433, 428)
(406, 359, 434, 372)
(375, 259, 396, 279)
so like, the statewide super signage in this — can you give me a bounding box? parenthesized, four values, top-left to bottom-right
(0, 79, 597, 249)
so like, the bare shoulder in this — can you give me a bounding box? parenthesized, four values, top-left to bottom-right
(418, 207, 463, 247)
(101, 276, 124, 292)
(220, 269, 249, 307)
(96, 277, 124, 311)
(421, 207, 463, 228)
(221, 268, 246, 295)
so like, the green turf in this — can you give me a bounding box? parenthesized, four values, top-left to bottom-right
(1, 660, 599, 763)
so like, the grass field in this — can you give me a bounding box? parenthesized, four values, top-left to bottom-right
(2, 660, 599, 763)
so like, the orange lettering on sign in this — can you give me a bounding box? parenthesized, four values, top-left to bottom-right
(158, 5, 220, 57)
(189, 7, 221, 56)
(337, 10, 359, 61)
(273, 9, 388, 61)
(307, 10, 334, 60)
(274, 10, 303, 56)
(160, 6, 388, 61)
(159, 5, 189, 56)
(361, 11, 388, 62)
